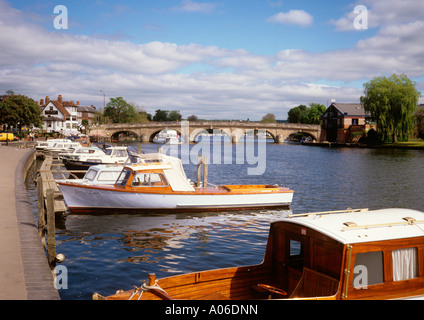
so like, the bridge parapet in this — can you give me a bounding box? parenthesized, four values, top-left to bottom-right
(89, 121, 321, 143)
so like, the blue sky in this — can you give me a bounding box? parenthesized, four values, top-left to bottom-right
(1, 0, 423, 120)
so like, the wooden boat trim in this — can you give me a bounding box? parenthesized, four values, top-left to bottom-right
(57, 181, 294, 196)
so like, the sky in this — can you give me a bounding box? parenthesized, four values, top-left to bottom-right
(1, 0, 424, 120)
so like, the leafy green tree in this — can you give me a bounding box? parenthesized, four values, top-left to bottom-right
(153, 109, 182, 121)
(306, 103, 326, 124)
(261, 113, 277, 123)
(104, 97, 138, 123)
(288, 103, 325, 124)
(153, 109, 169, 121)
(361, 74, 421, 143)
(288, 105, 308, 123)
(168, 110, 182, 121)
(0, 94, 43, 131)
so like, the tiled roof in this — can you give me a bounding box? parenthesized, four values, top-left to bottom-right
(332, 103, 369, 116)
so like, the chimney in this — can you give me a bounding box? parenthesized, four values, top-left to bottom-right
(45, 96, 49, 104)
(77, 101, 80, 105)
(40, 99, 44, 105)
(58, 94, 63, 103)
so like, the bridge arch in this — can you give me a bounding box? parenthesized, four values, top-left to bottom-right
(285, 130, 319, 142)
(109, 130, 139, 142)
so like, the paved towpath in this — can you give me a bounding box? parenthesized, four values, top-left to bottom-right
(0, 144, 59, 300)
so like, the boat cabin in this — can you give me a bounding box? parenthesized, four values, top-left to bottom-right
(97, 208, 424, 300)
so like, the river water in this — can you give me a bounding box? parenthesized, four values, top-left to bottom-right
(25, 140, 424, 299)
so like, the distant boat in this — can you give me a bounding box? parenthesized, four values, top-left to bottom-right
(154, 129, 180, 145)
(93, 208, 424, 300)
(35, 138, 73, 151)
(57, 153, 294, 214)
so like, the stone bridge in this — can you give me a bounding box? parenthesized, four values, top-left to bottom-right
(89, 121, 321, 144)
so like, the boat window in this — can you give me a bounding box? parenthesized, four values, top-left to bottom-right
(115, 169, 132, 187)
(97, 171, 121, 182)
(132, 173, 168, 187)
(288, 239, 304, 271)
(84, 169, 97, 181)
(353, 251, 384, 287)
(392, 247, 418, 282)
(114, 150, 128, 157)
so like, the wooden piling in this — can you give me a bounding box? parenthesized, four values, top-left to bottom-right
(37, 175, 46, 246)
(202, 155, 208, 188)
(196, 155, 209, 188)
(46, 189, 56, 268)
(196, 156, 202, 188)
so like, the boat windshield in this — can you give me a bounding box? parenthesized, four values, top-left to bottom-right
(115, 169, 132, 187)
(84, 168, 98, 181)
(131, 172, 168, 187)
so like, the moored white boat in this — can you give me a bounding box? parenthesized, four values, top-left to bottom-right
(57, 154, 294, 213)
(62, 146, 141, 171)
(35, 138, 73, 151)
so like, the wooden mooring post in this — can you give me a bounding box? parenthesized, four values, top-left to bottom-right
(196, 155, 208, 188)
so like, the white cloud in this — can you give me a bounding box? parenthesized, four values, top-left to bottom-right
(0, 0, 423, 120)
(267, 10, 313, 27)
(332, 0, 424, 31)
(172, 0, 217, 14)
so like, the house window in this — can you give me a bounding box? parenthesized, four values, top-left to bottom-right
(354, 251, 384, 287)
(392, 247, 418, 281)
(352, 119, 359, 125)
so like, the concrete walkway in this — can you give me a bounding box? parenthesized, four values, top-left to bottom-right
(0, 145, 59, 300)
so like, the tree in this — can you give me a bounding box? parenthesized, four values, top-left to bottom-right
(261, 113, 276, 123)
(0, 94, 44, 131)
(104, 97, 138, 123)
(361, 74, 421, 143)
(287, 103, 325, 124)
(416, 108, 424, 140)
(187, 115, 198, 121)
(306, 103, 326, 124)
(287, 105, 308, 123)
(168, 110, 182, 121)
(153, 109, 182, 121)
(153, 109, 169, 121)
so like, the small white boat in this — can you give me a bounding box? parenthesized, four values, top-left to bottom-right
(62, 146, 140, 171)
(35, 139, 73, 151)
(57, 154, 294, 213)
(59, 146, 106, 161)
(154, 130, 180, 145)
(47, 141, 84, 154)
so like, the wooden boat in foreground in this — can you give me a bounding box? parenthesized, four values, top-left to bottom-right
(93, 208, 424, 300)
(57, 153, 294, 213)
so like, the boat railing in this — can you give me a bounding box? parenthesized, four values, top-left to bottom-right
(341, 216, 424, 232)
(287, 208, 368, 218)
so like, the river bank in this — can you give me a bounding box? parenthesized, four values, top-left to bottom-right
(0, 145, 59, 300)
(303, 140, 424, 150)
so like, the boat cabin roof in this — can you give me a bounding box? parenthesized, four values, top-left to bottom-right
(282, 208, 424, 244)
(122, 153, 195, 192)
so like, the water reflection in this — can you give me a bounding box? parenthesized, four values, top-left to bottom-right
(25, 142, 424, 299)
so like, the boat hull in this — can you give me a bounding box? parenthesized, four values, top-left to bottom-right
(58, 184, 293, 214)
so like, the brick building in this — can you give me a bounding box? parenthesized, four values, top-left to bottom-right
(320, 102, 375, 143)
